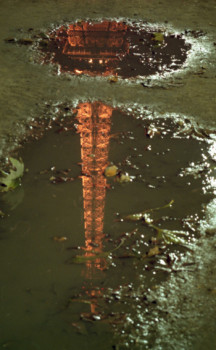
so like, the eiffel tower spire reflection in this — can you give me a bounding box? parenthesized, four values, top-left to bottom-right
(75, 102, 113, 272)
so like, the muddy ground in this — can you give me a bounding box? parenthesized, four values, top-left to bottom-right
(0, 1, 216, 349)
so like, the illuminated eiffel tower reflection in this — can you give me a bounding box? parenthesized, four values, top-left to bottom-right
(75, 102, 113, 276)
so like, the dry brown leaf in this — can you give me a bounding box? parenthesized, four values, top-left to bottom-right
(147, 246, 160, 257)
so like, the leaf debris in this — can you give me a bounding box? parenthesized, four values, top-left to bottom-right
(0, 158, 24, 192)
(123, 200, 174, 221)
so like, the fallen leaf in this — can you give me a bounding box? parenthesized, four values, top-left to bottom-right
(104, 165, 118, 177)
(157, 228, 188, 245)
(116, 172, 132, 183)
(147, 246, 160, 257)
(152, 32, 164, 43)
(109, 76, 118, 83)
(0, 158, 24, 192)
(149, 224, 190, 246)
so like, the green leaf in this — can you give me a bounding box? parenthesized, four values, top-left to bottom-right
(0, 158, 24, 192)
(152, 32, 164, 42)
(149, 223, 189, 246)
(157, 228, 188, 245)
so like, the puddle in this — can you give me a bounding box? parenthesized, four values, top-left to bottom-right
(0, 102, 215, 349)
(38, 21, 191, 78)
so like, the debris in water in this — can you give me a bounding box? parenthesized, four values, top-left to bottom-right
(123, 200, 174, 221)
(147, 245, 161, 257)
(18, 38, 34, 45)
(149, 222, 190, 246)
(104, 165, 118, 177)
(49, 175, 75, 184)
(116, 172, 132, 183)
(53, 236, 68, 242)
(109, 76, 119, 83)
(4, 37, 17, 43)
(0, 158, 24, 192)
(151, 32, 164, 43)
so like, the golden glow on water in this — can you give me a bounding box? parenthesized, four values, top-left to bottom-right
(41, 20, 190, 77)
(75, 102, 113, 272)
(60, 21, 129, 76)
(65, 21, 128, 57)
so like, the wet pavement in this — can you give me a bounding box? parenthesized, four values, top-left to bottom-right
(0, 1, 216, 349)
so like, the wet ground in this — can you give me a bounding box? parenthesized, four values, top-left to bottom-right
(0, 1, 216, 349)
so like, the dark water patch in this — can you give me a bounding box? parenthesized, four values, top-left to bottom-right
(0, 102, 215, 349)
(38, 21, 191, 78)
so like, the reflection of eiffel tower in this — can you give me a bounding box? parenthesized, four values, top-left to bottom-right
(65, 21, 129, 60)
(75, 102, 113, 271)
(41, 21, 130, 76)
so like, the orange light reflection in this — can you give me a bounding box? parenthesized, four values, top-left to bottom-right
(61, 21, 129, 76)
(75, 102, 113, 274)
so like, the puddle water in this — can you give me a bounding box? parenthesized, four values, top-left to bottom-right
(38, 21, 191, 78)
(0, 102, 215, 349)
